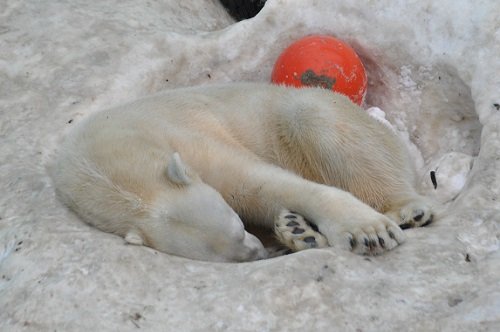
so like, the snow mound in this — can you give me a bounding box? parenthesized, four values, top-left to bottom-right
(1, 0, 499, 330)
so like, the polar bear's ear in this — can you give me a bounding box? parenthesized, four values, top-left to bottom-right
(166, 152, 193, 185)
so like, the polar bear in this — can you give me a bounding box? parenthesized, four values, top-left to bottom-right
(52, 83, 434, 262)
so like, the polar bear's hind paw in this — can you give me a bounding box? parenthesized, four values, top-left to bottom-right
(398, 202, 434, 230)
(274, 210, 329, 252)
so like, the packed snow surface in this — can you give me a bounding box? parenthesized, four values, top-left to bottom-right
(1, 0, 499, 331)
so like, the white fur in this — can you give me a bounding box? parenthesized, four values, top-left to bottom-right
(52, 83, 434, 261)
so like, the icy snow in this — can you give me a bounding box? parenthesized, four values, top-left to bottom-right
(1, 0, 499, 331)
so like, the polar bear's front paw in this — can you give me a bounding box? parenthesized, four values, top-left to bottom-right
(274, 210, 329, 252)
(341, 216, 406, 255)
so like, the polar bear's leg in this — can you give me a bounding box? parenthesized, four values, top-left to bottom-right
(274, 209, 329, 252)
(271, 96, 435, 231)
(209, 156, 406, 255)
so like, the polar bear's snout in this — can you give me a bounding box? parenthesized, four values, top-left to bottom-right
(193, 211, 268, 262)
(237, 231, 268, 261)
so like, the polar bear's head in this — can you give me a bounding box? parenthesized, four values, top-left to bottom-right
(138, 153, 267, 262)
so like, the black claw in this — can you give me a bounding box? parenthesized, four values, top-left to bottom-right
(378, 237, 385, 248)
(307, 221, 320, 232)
(292, 227, 305, 234)
(399, 223, 412, 230)
(388, 231, 396, 239)
(284, 214, 297, 219)
(364, 237, 370, 247)
(369, 239, 378, 249)
(286, 221, 300, 227)
(421, 215, 434, 227)
(413, 210, 425, 222)
(349, 237, 356, 249)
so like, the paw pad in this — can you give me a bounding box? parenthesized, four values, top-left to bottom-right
(413, 210, 425, 222)
(292, 227, 305, 234)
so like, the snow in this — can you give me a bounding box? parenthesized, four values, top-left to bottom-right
(1, 0, 499, 330)
(421, 152, 474, 204)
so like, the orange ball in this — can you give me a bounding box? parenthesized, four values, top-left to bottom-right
(271, 35, 367, 105)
